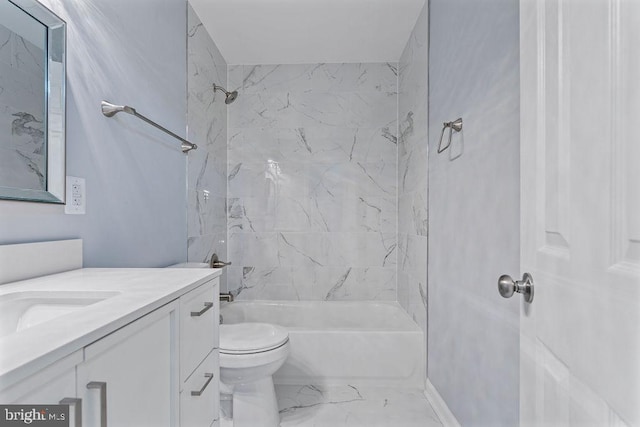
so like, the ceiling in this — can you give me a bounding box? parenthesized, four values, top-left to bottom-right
(188, 0, 426, 65)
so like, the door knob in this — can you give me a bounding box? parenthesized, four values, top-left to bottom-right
(498, 273, 534, 303)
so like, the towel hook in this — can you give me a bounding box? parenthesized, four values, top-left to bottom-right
(437, 118, 463, 154)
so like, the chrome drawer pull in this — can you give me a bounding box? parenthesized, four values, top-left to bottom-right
(59, 398, 82, 427)
(87, 382, 107, 427)
(190, 302, 213, 317)
(191, 373, 214, 396)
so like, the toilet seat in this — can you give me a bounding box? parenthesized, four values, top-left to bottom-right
(220, 339, 289, 355)
(220, 323, 289, 355)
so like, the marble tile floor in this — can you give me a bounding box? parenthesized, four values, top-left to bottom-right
(222, 385, 442, 427)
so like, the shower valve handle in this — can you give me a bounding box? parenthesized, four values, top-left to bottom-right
(498, 273, 534, 303)
(210, 253, 232, 269)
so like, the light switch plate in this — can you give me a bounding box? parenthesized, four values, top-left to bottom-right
(65, 176, 86, 215)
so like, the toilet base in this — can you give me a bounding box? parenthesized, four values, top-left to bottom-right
(231, 377, 280, 427)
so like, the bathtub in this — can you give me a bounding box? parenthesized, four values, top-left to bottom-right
(220, 301, 425, 388)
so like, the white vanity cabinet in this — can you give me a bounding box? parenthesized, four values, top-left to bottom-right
(0, 272, 221, 427)
(76, 300, 178, 427)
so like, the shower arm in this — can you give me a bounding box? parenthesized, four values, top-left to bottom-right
(212, 84, 229, 95)
(101, 101, 197, 153)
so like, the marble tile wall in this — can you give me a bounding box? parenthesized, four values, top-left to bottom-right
(0, 21, 46, 191)
(226, 63, 398, 300)
(187, 4, 228, 289)
(397, 3, 429, 354)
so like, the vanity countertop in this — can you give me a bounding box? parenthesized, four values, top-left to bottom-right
(0, 267, 222, 389)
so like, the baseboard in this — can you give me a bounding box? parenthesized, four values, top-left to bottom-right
(424, 379, 461, 427)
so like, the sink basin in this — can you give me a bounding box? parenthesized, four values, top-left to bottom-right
(0, 291, 120, 338)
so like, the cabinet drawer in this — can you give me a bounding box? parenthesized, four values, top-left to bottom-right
(180, 278, 218, 381)
(180, 349, 219, 427)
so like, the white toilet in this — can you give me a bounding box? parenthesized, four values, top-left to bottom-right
(219, 322, 290, 427)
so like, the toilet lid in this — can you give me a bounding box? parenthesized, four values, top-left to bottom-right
(220, 323, 289, 354)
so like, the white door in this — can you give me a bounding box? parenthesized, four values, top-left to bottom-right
(519, 0, 640, 425)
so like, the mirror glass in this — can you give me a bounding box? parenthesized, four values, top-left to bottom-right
(0, 0, 65, 203)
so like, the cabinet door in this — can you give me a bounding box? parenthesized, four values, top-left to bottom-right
(0, 352, 79, 404)
(77, 302, 178, 427)
(0, 352, 83, 427)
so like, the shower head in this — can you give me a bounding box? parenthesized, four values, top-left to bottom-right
(224, 90, 238, 105)
(213, 84, 239, 105)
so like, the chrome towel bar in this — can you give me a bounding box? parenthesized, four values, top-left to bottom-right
(101, 101, 197, 153)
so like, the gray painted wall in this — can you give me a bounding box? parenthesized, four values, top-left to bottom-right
(428, 0, 520, 425)
(0, 0, 188, 267)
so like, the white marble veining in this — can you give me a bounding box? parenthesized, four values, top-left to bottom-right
(0, 22, 46, 191)
(187, 4, 228, 289)
(226, 265, 396, 302)
(0, 268, 221, 389)
(397, 3, 429, 357)
(275, 385, 442, 427)
(227, 63, 398, 301)
(236, 63, 398, 95)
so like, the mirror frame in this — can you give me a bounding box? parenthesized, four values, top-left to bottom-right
(0, 0, 66, 204)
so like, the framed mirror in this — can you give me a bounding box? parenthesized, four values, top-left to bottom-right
(0, 0, 65, 203)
